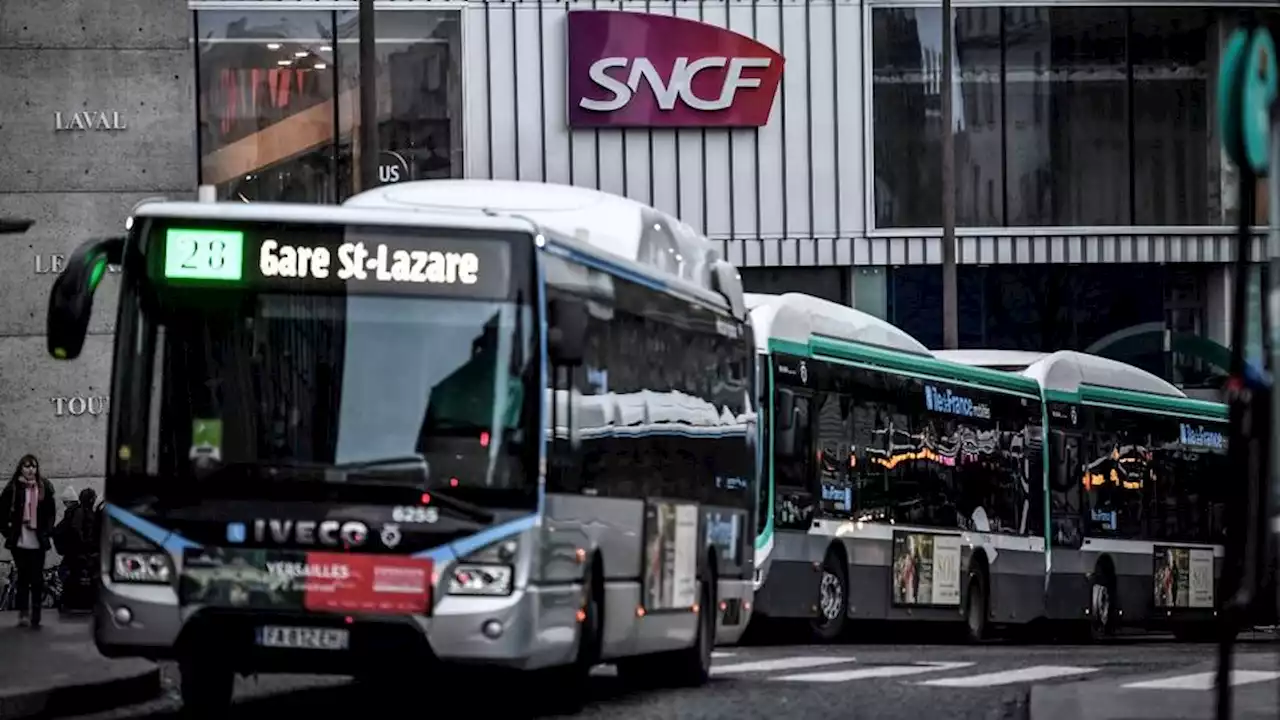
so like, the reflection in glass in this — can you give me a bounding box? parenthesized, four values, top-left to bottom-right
(1130, 10, 1213, 226)
(197, 11, 339, 203)
(871, 8, 1004, 228)
(887, 264, 1216, 386)
(1003, 8, 1129, 226)
(335, 10, 463, 197)
(132, 287, 534, 503)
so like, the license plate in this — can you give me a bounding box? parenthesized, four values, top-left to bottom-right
(256, 625, 349, 651)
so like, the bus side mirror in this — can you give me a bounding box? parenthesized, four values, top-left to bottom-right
(549, 296, 588, 367)
(776, 389, 795, 432)
(48, 236, 123, 361)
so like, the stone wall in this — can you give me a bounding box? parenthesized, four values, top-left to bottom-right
(0, 1, 195, 560)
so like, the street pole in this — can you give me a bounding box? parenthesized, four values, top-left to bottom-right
(358, 0, 379, 192)
(939, 0, 959, 349)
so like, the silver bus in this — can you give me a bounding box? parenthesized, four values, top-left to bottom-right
(749, 293, 1228, 642)
(45, 180, 757, 715)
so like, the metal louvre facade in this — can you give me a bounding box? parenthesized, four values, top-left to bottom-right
(845, 229, 1268, 268)
(460, 0, 867, 251)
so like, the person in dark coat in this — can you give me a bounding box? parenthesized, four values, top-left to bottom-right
(0, 455, 57, 628)
(54, 487, 100, 613)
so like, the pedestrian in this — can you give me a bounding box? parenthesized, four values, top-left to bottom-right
(55, 487, 99, 613)
(0, 455, 56, 628)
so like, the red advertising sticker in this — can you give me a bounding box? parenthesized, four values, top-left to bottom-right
(300, 553, 433, 615)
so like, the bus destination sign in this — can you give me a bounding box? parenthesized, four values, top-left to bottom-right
(159, 223, 512, 299)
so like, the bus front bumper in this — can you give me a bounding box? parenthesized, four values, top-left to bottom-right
(95, 579, 584, 673)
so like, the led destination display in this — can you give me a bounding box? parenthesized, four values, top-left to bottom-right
(156, 222, 513, 299)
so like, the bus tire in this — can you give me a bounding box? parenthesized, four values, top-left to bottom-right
(1089, 566, 1117, 642)
(964, 568, 989, 643)
(667, 561, 718, 687)
(811, 549, 848, 642)
(178, 659, 234, 719)
(620, 558, 717, 688)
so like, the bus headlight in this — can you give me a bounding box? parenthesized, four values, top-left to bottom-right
(448, 564, 513, 596)
(112, 551, 172, 584)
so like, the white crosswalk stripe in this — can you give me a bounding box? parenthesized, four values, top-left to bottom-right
(1122, 670, 1280, 691)
(711, 651, 736, 659)
(774, 661, 976, 683)
(710, 656, 856, 676)
(917, 665, 1099, 687)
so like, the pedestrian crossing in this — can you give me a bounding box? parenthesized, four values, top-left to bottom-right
(705, 651, 1280, 693)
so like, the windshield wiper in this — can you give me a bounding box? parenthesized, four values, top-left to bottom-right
(194, 458, 496, 525)
(332, 456, 495, 525)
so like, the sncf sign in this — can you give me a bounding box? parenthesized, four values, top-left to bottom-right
(566, 11, 784, 128)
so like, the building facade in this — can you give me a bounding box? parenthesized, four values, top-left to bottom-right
(0, 0, 1272, 496)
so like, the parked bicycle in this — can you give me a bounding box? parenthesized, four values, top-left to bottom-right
(0, 558, 62, 611)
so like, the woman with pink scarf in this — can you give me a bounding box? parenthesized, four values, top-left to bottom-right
(1, 454, 56, 628)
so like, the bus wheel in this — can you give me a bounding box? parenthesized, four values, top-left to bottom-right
(667, 567, 717, 687)
(964, 569, 989, 642)
(178, 659, 234, 719)
(1089, 570, 1116, 641)
(621, 564, 717, 688)
(811, 550, 848, 642)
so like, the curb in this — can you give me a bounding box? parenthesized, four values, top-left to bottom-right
(0, 665, 162, 720)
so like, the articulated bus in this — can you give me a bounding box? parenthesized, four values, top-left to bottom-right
(46, 180, 757, 715)
(749, 293, 1228, 642)
(939, 349, 1230, 640)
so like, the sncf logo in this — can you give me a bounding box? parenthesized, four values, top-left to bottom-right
(567, 11, 785, 128)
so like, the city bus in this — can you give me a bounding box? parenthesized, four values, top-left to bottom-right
(747, 293, 1049, 641)
(940, 349, 1230, 641)
(45, 180, 757, 715)
(748, 293, 1227, 643)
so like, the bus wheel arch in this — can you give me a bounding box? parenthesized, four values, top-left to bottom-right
(581, 550, 605, 666)
(964, 550, 991, 642)
(811, 541, 849, 642)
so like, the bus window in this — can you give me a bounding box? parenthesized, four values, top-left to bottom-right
(775, 393, 814, 530)
(1050, 429, 1083, 546)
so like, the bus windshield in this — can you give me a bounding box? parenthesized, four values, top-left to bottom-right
(109, 219, 537, 507)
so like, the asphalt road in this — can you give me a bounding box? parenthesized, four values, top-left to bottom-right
(65, 635, 1279, 720)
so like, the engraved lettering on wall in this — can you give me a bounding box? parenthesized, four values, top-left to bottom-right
(35, 254, 120, 275)
(51, 396, 110, 418)
(54, 111, 127, 132)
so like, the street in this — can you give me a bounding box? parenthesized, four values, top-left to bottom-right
(62, 633, 1280, 720)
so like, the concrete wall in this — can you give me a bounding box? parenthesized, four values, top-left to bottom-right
(0, 1, 195, 555)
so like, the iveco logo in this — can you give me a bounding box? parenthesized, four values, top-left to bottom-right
(252, 519, 369, 547)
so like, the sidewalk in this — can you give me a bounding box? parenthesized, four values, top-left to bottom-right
(0, 612, 161, 719)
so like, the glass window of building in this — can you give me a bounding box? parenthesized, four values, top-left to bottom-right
(196, 10, 462, 204)
(197, 11, 340, 203)
(871, 8, 1004, 229)
(1130, 10, 1214, 227)
(870, 8, 1249, 229)
(1003, 8, 1129, 227)
(334, 10, 463, 198)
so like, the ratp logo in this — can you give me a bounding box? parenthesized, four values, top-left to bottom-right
(226, 522, 246, 544)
